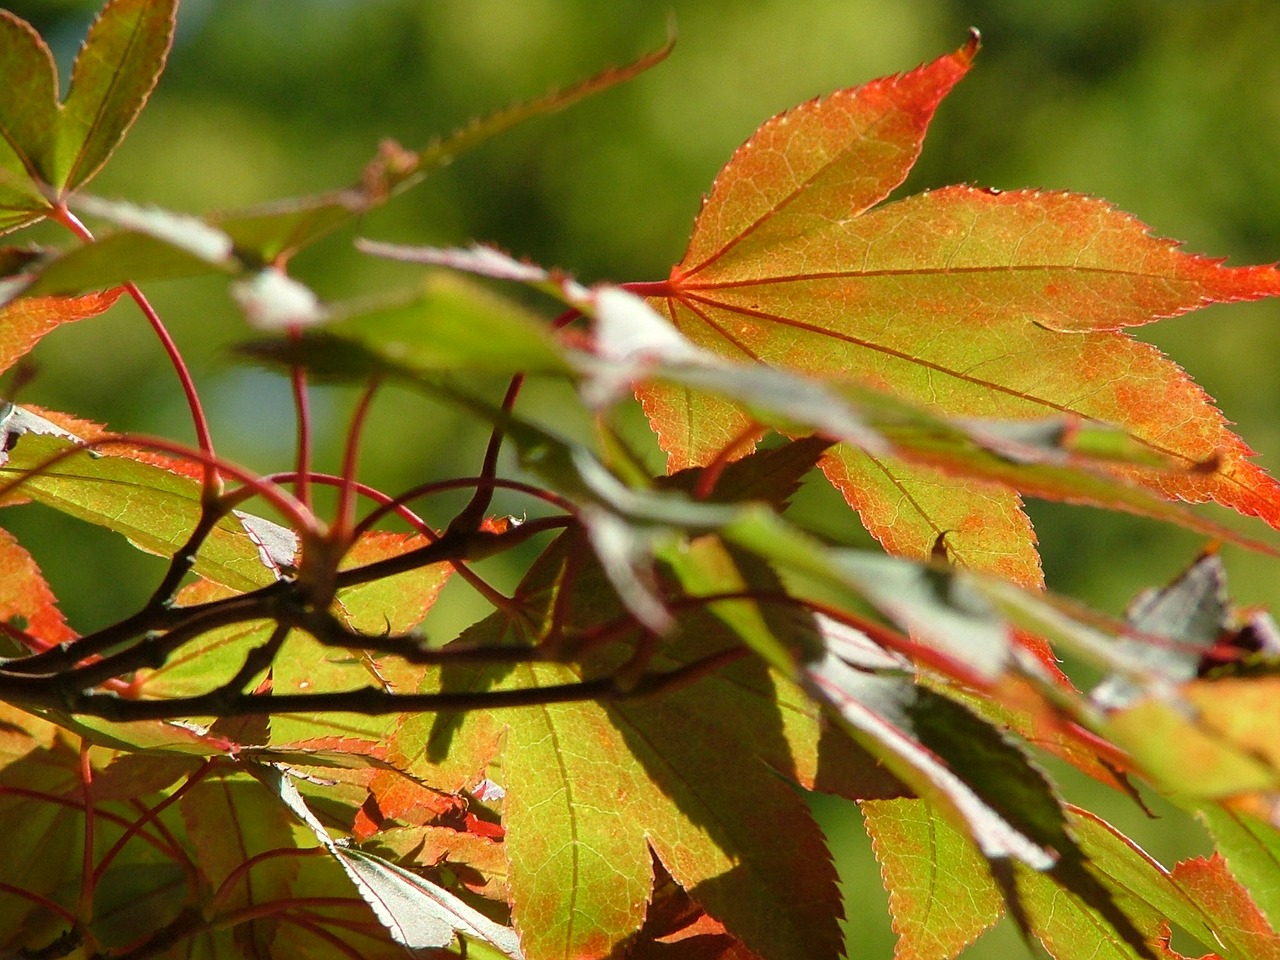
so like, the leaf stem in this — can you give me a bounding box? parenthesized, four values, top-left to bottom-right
(447, 373, 526, 536)
(333, 377, 381, 543)
(212, 896, 373, 928)
(618, 280, 675, 298)
(51, 203, 221, 496)
(78, 739, 97, 921)
(93, 760, 214, 885)
(205, 846, 330, 918)
(288, 327, 313, 511)
(274, 914, 374, 960)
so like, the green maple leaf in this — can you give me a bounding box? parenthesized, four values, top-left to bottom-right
(0, 403, 291, 592)
(639, 35, 1280, 584)
(395, 529, 848, 960)
(0, 0, 175, 234)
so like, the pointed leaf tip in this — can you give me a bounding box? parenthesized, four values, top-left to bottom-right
(960, 28, 982, 65)
(647, 34, 1280, 573)
(55, 0, 178, 193)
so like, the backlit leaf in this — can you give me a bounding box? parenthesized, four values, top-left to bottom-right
(396, 531, 846, 960)
(52, 0, 176, 194)
(1062, 809, 1213, 955)
(862, 797, 1003, 960)
(0, 289, 122, 373)
(255, 764, 524, 958)
(180, 769, 304, 955)
(0, 736, 85, 948)
(135, 531, 450, 744)
(1170, 854, 1280, 960)
(0, 526, 75, 648)
(0, 11, 57, 232)
(0, 403, 291, 591)
(1196, 806, 1280, 932)
(368, 243, 1261, 571)
(641, 37, 1280, 581)
(1014, 858, 1158, 960)
(330, 271, 571, 376)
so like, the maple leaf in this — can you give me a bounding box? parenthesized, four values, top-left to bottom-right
(0, 403, 300, 591)
(396, 528, 847, 960)
(863, 797, 1004, 960)
(0, 527, 76, 650)
(0, 289, 122, 372)
(1170, 854, 1280, 960)
(0, 0, 175, 233)
(638, 34, 1280, 584)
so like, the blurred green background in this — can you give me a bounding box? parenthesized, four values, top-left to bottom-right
(4, 0, 1280, 955)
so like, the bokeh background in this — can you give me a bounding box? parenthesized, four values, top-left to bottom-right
(5, 1, 1280, 955)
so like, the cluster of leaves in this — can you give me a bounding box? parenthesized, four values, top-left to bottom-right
(2, 2, 1280, 958)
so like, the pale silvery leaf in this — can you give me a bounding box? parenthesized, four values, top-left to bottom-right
(0, 401, 84, 467)
(806, 654, 1058, 871)
(253, 764, 525, 958)
(75, 196, 236, 264)
(591, 286, 706, 366)
(232, 267, 326, 330)
(234, 510, 299, 580)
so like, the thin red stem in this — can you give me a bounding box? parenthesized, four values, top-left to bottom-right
(78, 739, 96, 919)
(214, 896, 371, 927)
(0, 431, 317, 534)
(694, 421, 763, 500)
(0, 880, 78, 925)
(53, 204, 220, 496)
(333, 378, 381, 543)
(355, 475, 574, 537)
(94, 760, 215, 883)
(289, 327, 313, 511)
(267, 470, 571, 612)
(0, 786, 186, 865)
(266, 471, 428, 533)
(277, 913, 375, 960)
(206, 846, 330, 917)
(619, 279, 675, 298)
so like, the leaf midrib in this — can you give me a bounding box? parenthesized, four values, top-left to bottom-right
(670, 291, 1204, 469)
(61, 4, 152, 192)
(683, 92, 909, 281)
(676, 261, 1203, 291)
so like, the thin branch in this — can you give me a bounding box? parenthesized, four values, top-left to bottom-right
(48, 648, 748, 721)
(331, 515, 570, 589)
(1, 579, 291, 677)
(446, 305, 579, 537)
(53, 594, 284, 693)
